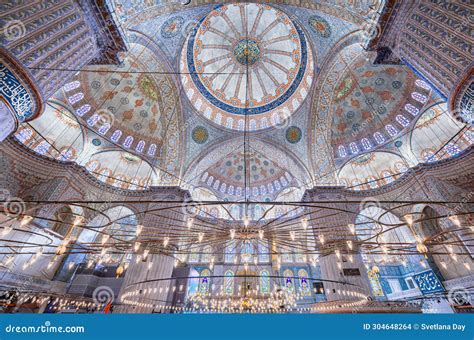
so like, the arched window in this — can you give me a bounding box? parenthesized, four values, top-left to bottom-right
(338, 145, 347, 157)
(147, 144, 157, 157)
(87, 113, 99, 126)
(136, 140, 145, 153)
(394, 162, 408, 174)
(367, 175, 378, 189)
(260, 270, 270, 294)
(415, 79, 431, 91)
(444, 143, 461, 157)
(283, 269, 294, 292)
(34, 141, 51, 155)
(349, 142, 359, 154)
(201, 245, 212, 263)
(411, 92, 428, 103)
(98, 123, 111, 135)
(98, 168, 112, 183)
(385, 124, 398, 137)
(224, 270, 234, 295)
(374, 132, 385, 144)
(241, 241, 253, 263)
(225, 240, 237, 263)
(85, 160, 100, 172)
(76, 104, 90, 116)
(188, 247, 200, 263)
(111, 130, 122, 142)
(199, 269, 210, 294)
(298, 269, 311, 296)
(258, 241, 270, 262)
(382, 171, 394, 184)
(361, 138, 372, 150)
(404, 103, 419, 116)
(422, 149, 438, 163)
(123, 136, 133, 148)
(396, 114, 410, 127)
(63, 81, 80, 92)
(68, 93, 84, 105)
(15, 127, 33, 143)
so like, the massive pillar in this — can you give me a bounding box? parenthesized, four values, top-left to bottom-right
(303, 189, 372, 302)
(368, 0, 473, 124)
(0, 0, 126, 141)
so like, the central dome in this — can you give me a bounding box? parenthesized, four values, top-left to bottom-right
(180, 3, 314, 131)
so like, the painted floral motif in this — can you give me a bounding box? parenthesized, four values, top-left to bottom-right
(308, 15, 332, 38)
(160, 16, 184, 38)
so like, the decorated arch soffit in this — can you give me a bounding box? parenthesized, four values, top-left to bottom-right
(183, 137, 313, 202)
(60, 33, 184, 186)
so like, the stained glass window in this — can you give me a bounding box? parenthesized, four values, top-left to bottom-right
(68, 93, 84, 105)
(199, 269, 210, 294)
(147, 144, 157, 156)
(87, 113, 99, 126)
(15, 127, 33, 143)
(404, 103, 419, 116)
(123, 136, 133, 148)
(224, 270, 234, 295)
(415, 79, 431, 91)
(201, 245, 212, 263)
(260, 270, 270, 294)
(422, 149, 438, 163)
(63, 81, 80, 92)
(136, 140, 145, 153)
(361, 138, 372, 150)
(374, 132, 385, 144)
(34, 141, 51, 155)
(349, 142, 359, 154)
(298, 269, 311, 296)
(338, 145, 347, 157)
(224, 239, 238, 263)
(283, 269, 294, 292)
(98, 123, 111, 135)
(411, 92, 428, 103)
(76, 104, 91, 116)
(258, 241, 270, 262)
(385, 124, 398, 137)
(111, 130, 122, 142)
(382, 171, 394, 184)
(396, 114, 410, 127)
(444, 143, 461, 157)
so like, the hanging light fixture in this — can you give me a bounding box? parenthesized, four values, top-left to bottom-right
(415, 236, 428, 258)
(136, 225, 143, 236)
(187, 218, 193, 229)
(348, 223, 355, 235)
(230, 229, 236, 240)
(20, 215, 33, 226)
(198, 232, 204, 242)
(258, 229, 264, 240)
(134, 241, 141, 252)
(101, 234, 110, 245)
(290, 231, 295, 241)
(243, 215, 250, 228)
(163, 236, 169, 247)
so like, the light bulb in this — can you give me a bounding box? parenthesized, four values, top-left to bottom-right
(319, 234, 325, 244)
(187, 218, 193, 229)
(230, 229, 235, 240)
(101, 234, 110, 245)
(136, 225, 143, 236)
(301, 219, 308, 230)
(347, 240, 353, 250)
(258, 229, 264, 240)
(348, 223, 355, 235)
(143, 249, 150, 261)
(163, 236, 169, 247)
(290, 231, 295, 241)
(20, 215, 33, 226)
(134, 242, 141, 252)
(404, 214, 414, 226)
(198, 232, 204, 242)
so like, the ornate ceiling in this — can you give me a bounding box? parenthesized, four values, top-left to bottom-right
(13, 0, 472, 211)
